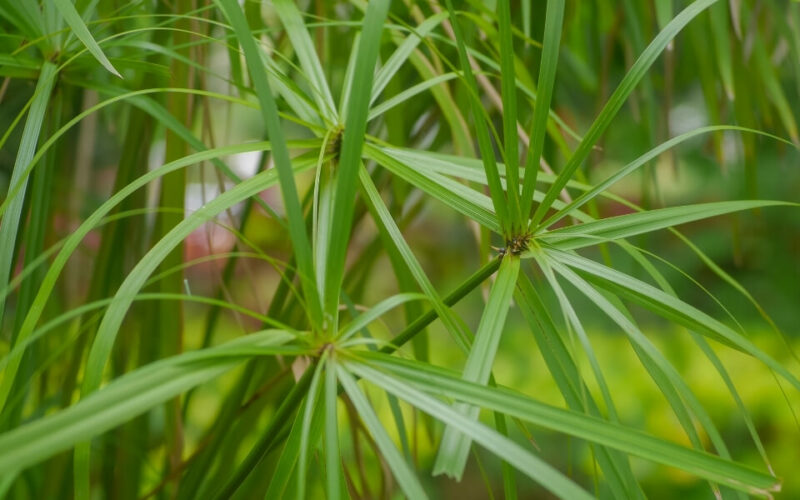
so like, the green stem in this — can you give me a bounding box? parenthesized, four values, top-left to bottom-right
(380, 257, 502, 354)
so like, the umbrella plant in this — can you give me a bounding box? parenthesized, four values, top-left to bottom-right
(0, 0, 798, 498)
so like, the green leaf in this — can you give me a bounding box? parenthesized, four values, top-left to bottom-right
(405, 49, 473, 155)
(497, 0, 523, 229)
(338, 292, 428, 342)
(538, 125, 795, 230)
(218, 0, 323, 329)
(210, 367, 316, 499)
(323, 0, 390, 325)
(337, 365, 428, 499)
(520, 0, 565, 221)
(0, 62, 57, 378)
(347, 361, 594, 500)
(354, 354, 780, 496)
(752, 34, 800, 144)
(443, 0, 511, 234)
(543, 257, 734, 479)
(297, 360, 326, 500)
(63, 145, 312, 495)
(368, 72, 458, 121)
(531, 0, 718, 226)
(53, 0, 121, 77)
(548, 248, 800, 393)
(76, 152, 314, 396)
(370, 11, 449, 106)
(365, 144, 501, 233)
(709, 0, 734, 100)
(514, 274, 642, 498)
(359, 167, 472, 352)
(263, 394, 314, 500)
(433, 256, 520, 478)
(273, 0, 337, 123)
(324, 358, 342, 500)
(0, 330, 294, 473)
(0, 142, 311, 413)
(537, 200, 792, 250)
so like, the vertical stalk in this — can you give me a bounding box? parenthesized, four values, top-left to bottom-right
(156, 0, 195, 488)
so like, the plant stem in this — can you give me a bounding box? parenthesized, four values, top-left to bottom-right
(380, 257, 502, 354)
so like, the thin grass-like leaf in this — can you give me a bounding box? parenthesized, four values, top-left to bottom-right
(709, 0, 734, 100)
(368, 72, 458, 121)
(218, 0, 323, 328)
(296, 359, 326, 500)
(370, 11, 449, 106)
(53, 0, 120, 77)
(364, 144, 501, 232)
(497, 0, 522, 229)
(519, 0, 565, 221)
(323, 0, 390, 325)
(355, 353, 780, 495)
(273, 0, 337, 123)
(537, 200, 792, 250)
(263, 395, 313, 500)
(324, 358, 342, 500)
(538, 125, 796, 229)
(548, 248, 800, 392)
(531, 0, 717, 226)
(0, 62, 56, 367)
(348, 361, 595, 500)
(359, 167, 472, 351)
(515, 274, 643, 498)
(545, 257, 733, 484)
(434, 256, 520, 478)
(0, 330, 295, 472)
(338, 292, 428, 342)
(443, 0, 511, 233)
(337, 365, 428, 499)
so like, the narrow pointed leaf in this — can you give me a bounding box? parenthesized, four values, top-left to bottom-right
(324, 0, 390, 323)
(443, 0, 510, 233)
(520, 0, 565, 221)
(53, 0, 121, 77)
(338, 292, 428, 342)
(539, 125, 794, 229)
(515, 274, 642, 498)
(0, 330, 294, 472)
(348, 361, 594, 500)
(0, 63, 56, 387)
(353, 354, 779, 496)
(434, 256, 520, 478)
(218, 0, 322, 328)
(273, 0, 337, 122)
(538, 200, 791, 250)
(371, 11, 449, 106)
(497, 0, 522, 228)
(548, 248, 800, 392)
(337, 366, 428, 499)
(531, 0, 717, 226)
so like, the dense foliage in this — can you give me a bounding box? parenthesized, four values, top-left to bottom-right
(0, 0, 798, 498)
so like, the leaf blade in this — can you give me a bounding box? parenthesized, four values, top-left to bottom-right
(531, 0, 718, 226)
(355, 354, 780, 495)
(53, 0, 121, 77)
(323, 0, 391, 324)
(433, 256, 520, 478)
